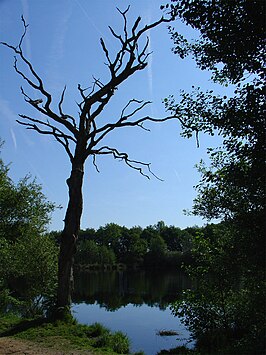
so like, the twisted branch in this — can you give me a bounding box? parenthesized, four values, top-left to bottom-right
(91, 146, 163, 180)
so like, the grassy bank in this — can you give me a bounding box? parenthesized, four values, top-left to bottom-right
(0, 314, 139, 354)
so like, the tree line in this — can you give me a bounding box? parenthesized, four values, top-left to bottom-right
(52, 221, 199, 269)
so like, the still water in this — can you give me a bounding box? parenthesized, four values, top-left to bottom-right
(72, 270, 193, 354)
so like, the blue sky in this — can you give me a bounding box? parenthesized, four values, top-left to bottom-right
(0, 0, 226, 231)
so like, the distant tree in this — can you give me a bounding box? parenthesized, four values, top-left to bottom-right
(161, 225, 182, 252)
(75, 239, 116, 266)
(79, 228, 96, 242)
(146, 234, 167, 266)
(141, 224, 160, 245)
(121, 227, 147, 264)
(98, 245, 116, 265)
(75, 240, 100, 265)
(154, 220, 166, 232)
(96, 223, 123, 249)
(1, 8, 179, 316)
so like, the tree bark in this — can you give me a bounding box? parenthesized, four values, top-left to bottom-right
(56, 159, 84, 316)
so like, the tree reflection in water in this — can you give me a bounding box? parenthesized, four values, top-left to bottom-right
(73, 269, 192, 311)
(72, 270, 194, 354)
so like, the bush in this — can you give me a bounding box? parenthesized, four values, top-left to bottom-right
(0, 233, 58, 317)
(111, 331, 130, 354)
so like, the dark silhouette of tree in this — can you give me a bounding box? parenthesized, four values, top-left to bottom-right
(162, 0, 265, 351)
(1, 7, 179, 317)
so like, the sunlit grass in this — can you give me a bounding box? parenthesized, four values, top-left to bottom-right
(0, 314, 131, 354)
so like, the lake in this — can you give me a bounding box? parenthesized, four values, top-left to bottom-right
(72, 269, 194, 354)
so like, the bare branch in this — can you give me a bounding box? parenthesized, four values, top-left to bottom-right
(1, 17, 78, 138)
(17, 114, 75, 161)
(17, 114, 76, 142)
(87, 98, 179, 153)
(58, 86, 77, 128)
(138, 123, 151, 132)
(92, 154, 100, 173)
(120, 99, 151, 120)
(108, 26, 124, 44)
(137, 36, 152, 64)
(132, 16, 141, 36)
(14, 56, 41, 91)
(116, 6, 130, 43)
(100, 38, 114, 74)
(92, 146, 163, 180)
(59, 86, 67, 114)
(3, 10, 176, 182)
(77, 83, 87, 101)
(18, 15, 29, 49)
(81, 9, 172, 121)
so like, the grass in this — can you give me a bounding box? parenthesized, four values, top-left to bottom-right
(0, 313, 131, 354)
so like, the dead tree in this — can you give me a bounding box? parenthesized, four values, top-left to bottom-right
(1, 7, 178, 317)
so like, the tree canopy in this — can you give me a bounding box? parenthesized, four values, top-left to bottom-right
(163, 0, 265, 228)
(162, 0, 265, 82)
(163, 0, 265, 352)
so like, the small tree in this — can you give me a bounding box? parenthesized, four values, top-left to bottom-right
(0, 145, 57, 316)
(1, 8, 178, 316)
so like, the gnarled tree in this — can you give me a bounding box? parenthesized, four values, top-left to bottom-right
(1, 7, 181, 316)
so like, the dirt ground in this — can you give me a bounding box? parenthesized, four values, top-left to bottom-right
(0, 337, 94, 355)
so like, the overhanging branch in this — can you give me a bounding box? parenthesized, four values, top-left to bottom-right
(91, 146, 163, 180)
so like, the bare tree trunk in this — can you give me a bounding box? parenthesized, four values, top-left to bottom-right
(56, 159, 84, 317)
(4, 10, 175, 321)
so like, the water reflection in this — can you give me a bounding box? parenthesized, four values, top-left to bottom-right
(73, 269, 192, 310)
(72, 270, 193, 354)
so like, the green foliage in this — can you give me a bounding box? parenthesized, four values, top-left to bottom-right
(111, 331, 130, 354)
(148, 235, 167, 258)
(171, 224, 265, 353)
(75, 239, 101, 264)
(0, 146, 58, 317)
(74, 221, 194, 269)
(162, 0, 265, 83)
(0, 173, 56, 242)
(75, 239, 116, 266)
(89, 325, 130, 353)
(163, 1, 265, 352)
(0, 233, 58, 316)
(99, 245, 117, 265)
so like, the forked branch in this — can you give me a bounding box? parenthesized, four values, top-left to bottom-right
(79, 7, 172, 134)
